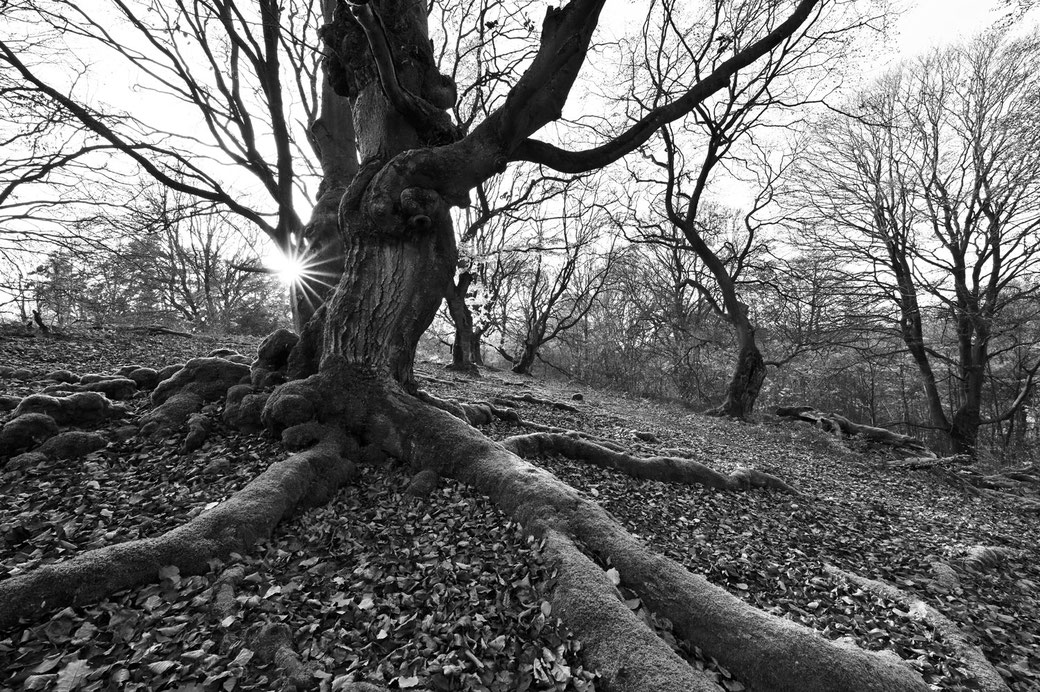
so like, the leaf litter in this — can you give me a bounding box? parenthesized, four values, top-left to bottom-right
(0, 330, 1038, 691)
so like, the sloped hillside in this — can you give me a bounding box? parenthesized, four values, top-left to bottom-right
(0, 328, 1037, 692)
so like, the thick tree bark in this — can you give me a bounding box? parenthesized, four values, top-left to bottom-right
(314, 0, 460, 389)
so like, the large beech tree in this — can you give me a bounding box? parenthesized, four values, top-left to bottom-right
(0, 1, 965, 690)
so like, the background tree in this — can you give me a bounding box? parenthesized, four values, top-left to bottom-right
(443, 167, 572, 371)
(791, 28, 1040, 454)
(496, 187, 621, 375)
(28, 185, 287, 333)
(0, 0, 357, 328)
(619, 0, 874, 418)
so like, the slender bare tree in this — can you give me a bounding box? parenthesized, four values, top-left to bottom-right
(0, 0, 357, 328)
(790, 29, 1040, 454)
(621, 0, 875, 418)
(497, 188, 621, 375)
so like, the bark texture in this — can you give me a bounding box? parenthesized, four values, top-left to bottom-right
(543, 529, 721, 691)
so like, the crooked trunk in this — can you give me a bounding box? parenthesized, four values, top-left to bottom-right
(678, 216, 766, 420)
(512, 341, 538, 375)
(322, 183, 456, 390)
(713, 313, 766, 419)
(308, 0, 462, 384)
(445, 271, 478, 372)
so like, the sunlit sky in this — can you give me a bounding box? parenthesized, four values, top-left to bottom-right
(895, 0, 1004, 55)
(4, 0, 1034, 293)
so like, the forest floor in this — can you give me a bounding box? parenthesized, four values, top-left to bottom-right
(0, 328, 1038, 692)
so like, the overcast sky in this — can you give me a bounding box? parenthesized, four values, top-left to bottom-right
(895, 0, 1004, 55)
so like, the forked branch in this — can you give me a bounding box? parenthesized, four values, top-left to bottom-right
(347, 0, 459, 143)
(510, 0, 821, 173)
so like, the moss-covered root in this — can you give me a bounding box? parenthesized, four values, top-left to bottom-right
(824, 564, 1011, 692)
(377, 394, 927, 692)
(416, 390, 521, 425)
(0, 434, 356, 630)
(249, 622, 322, 690)
(543, 529, 720, 692)
(503, 432, 800, 495)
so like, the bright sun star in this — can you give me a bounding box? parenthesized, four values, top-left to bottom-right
(268, 251, 309, 287)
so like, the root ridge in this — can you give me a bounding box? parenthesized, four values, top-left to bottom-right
(503, 432, 800, 494)
(0, 432, 356, 630)
(824, 564, 1010, 692)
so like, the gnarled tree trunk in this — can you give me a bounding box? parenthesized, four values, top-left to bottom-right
(511, 338, 540, 375)
(713, 316, 766, 419)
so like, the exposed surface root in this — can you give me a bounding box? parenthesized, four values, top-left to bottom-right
(543, 529, 720, 691)
(210, 565, 246, 617)
(777, 405, 932, 455)
(139, 391, 204, 436)
(416, 389, 521, 425)
(824, 564, 1011, 692)
(502, 432, 801, 494)
(0, 432, 356, 629)
(493, 392, 580, 412)
(182, 412, 212, 453)
(404, 467, 440, 497)
(885, 455, 971, 469)
(888, 458, 1040, 511)
(963, 545, 1015, 570)
(346, 371, 930, 691)
(249, 621, 322, 690)
(417, 390, 632, 453)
